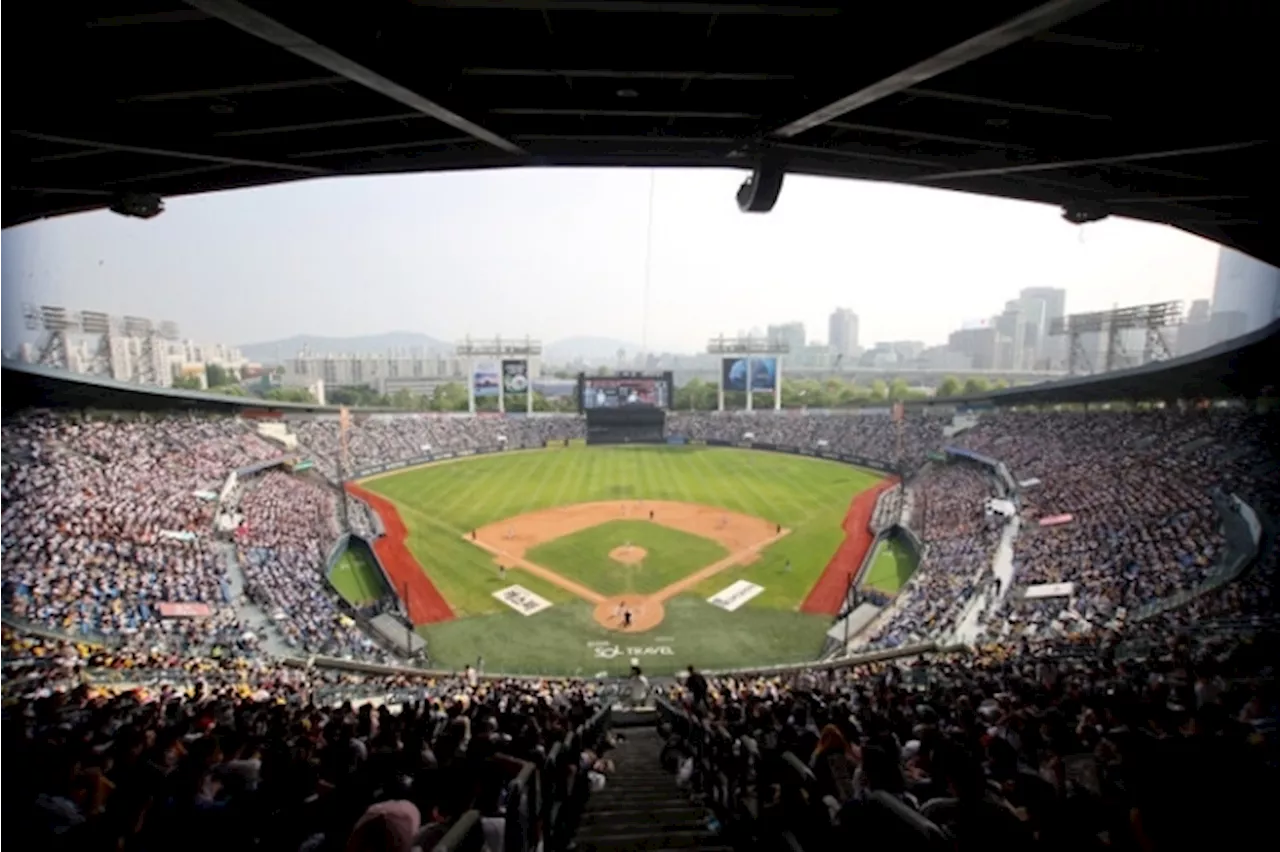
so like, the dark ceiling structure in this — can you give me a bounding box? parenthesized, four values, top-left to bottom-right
(5, 1, 1274, 264)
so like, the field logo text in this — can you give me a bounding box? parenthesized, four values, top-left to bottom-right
(587, 640, 674, 659)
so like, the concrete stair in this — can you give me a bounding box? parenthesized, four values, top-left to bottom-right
(575, 727, 728, 852)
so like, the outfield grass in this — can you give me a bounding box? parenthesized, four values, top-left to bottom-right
(329, 548, 386, 606)
(862, 537, 917, 594)
(360, 445, 883, 672)
(525, 520, 727, 597)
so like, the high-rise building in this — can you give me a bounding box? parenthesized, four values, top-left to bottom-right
(1017, 287, 1066, 368)
(828, 308, 859, 359)
(766, 322, 806, 352)
(1188, 299, 1211, 323)
(1212, 248, 1280, 336)
(948, 326, 998, 370)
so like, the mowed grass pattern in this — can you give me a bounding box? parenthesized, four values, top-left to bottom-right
(525, 520, 727, 597)
(360, 445, 883, 672)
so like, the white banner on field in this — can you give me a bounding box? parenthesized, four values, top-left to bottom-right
(708, 580, 765, 612)
(1024, 582, 1075, 599)
(493, 585, 553, 616)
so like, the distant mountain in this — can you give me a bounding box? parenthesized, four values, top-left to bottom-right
(239, 332, 452, 363)
(544, 336, 645, 366)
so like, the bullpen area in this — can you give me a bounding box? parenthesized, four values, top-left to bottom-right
(355, 445, 884, 675)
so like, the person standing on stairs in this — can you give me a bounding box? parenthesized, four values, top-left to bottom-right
(628, 660, 650, 706)
(686, 665, 708, 713)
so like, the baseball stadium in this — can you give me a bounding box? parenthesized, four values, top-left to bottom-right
(344, 443, 895, 675)
(4, 4, 1278, 852)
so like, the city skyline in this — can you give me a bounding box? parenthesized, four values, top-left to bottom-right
(0, 168, 1227, 356)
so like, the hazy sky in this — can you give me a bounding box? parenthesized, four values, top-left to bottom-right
(1, 167, 1220, 353)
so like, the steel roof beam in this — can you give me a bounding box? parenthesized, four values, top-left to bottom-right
(901, 87, 1112, 120)
(773, 0, 1112, 138)
(489, 107, 761, 119)
(826, 121, 1033, 151)
(215, 113, 426, 138)
(906, 85, 1116, 118)
(409, 1, 840, 15)
(184, 0, 526, 156)
(120, 76, 346, 103)
(462, 68, 795, 81)
(10, 131, 331, 175)
(911, 140, 1267, 184)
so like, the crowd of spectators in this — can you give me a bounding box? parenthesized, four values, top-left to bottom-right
(666, 626, 1276, 850)
(1, 413, 278, 653)
(861, 464, 1004, 650)
(3, 398, 1279, 851)
(2, 626, 607, 852)
(953, 410, 1278, 628)
(235, 471, 381, 660)
(870, 483, 908, 534)
(292, 414, 585, 477)
(665, 410, 945, 467)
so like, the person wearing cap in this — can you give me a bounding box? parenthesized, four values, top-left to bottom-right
(346, 800, 421, 852)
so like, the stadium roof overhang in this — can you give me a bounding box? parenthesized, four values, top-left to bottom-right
(0, 361, 337, 415)
(5, 1, 1275, 265)
(945, 318, 1280, 407)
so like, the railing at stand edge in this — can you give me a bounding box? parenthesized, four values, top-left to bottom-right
(425, 702, 611, 852)
(432, 810, 484, 852)
(702, 640, 966, 677)
(504, 762, 538, 852)
(542, 703, 613, 852)
(654, 696, 755, 840)
(652, 642, 970, 848)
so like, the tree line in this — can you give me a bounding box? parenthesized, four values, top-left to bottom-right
(171, 365, 1008, 410)
(671, 376, 1007, 410)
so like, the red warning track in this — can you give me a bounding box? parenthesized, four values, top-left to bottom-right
(801, 478, 899, 615)
(344, 483, 454, 625)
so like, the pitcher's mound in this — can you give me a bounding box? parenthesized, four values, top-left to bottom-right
(593, 595, 664, 632)
(609, 545, 648, 565)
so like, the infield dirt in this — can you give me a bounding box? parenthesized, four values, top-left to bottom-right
(464, 500, 788, 631)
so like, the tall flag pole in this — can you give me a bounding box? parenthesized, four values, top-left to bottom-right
(338, 406, 351, 530)
(892, 400, 905, 464)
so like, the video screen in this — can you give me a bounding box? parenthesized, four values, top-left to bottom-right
(722, 357, 777, 392)
(581, 376, 670, 410)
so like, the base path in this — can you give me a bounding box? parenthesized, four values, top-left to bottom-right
(345, 482, 455, 625)
(463, 500, 789, 632)
(801, 478, 898, 615)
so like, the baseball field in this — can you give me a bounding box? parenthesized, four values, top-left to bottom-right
(353, 445, 885, 675)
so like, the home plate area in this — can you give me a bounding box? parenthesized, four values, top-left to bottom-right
(464, 499, 789, 632)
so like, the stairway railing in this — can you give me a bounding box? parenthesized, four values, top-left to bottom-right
(533, 703, 613, 852)
(654, 697, 756, 828)
(430, 703, 611, 852)
(431, 810, 484, 852)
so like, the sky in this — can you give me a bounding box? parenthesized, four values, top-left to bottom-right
(1, 167, 1222, 354)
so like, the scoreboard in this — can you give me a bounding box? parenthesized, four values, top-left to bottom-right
(578, 372, 673, 412)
